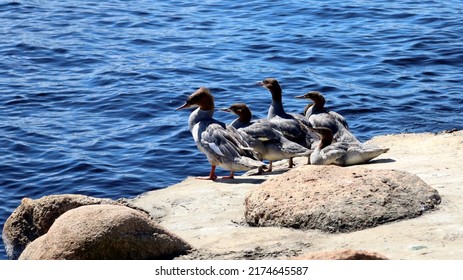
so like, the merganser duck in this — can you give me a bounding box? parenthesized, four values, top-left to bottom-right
(309, 127, 389, 166)
(220, 103, 252, 129)
(220, 103, 312, 172)
(257, 78, 318, 167)
(294, 91, 361, 144)
(176, 87, 265, 180)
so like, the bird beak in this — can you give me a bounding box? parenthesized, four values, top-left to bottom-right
(175, 102, 190, 111)
(219, 108, 232, 112)
(255, 81, 264, 86)
(294, 94, 307, 99)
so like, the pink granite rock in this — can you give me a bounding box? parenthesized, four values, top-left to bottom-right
(2, 194, 122, 259)
(19, 204, 191, 260)
(245, 165, 441, 232)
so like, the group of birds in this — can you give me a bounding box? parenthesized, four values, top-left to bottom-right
(175, 78, 389, 180)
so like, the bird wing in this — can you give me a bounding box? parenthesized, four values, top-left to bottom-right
(199, 123, 241, 159)
(241, 120, 280, 142)
(241, 119, 310, 157)
(321, 145, 347, 161)
(329, 111, 349, 130)
(269, 116, 305, 141)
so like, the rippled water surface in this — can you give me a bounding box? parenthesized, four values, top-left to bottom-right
(1, 0, 462, 259)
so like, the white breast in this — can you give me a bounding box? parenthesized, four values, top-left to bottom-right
(191, 123, 200, 143)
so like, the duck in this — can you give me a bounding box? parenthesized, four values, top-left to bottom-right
(220, 103, 252, 129)
(176, 87, 265, 180)
(294, 91, 361, 144)
(309, 126, 389, 166)
(257, 78, 319, 167)
(220, 103, 312, 172)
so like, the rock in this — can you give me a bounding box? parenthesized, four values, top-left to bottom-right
(245, 165, 441, 232)
(292, 249, 388, 260)
(2, 194, 122, 259)
(19, 204, 192, 260)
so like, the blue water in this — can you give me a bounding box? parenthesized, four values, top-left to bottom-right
(1, 0, 462, 259)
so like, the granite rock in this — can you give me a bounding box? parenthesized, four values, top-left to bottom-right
(2, 194, 122, 259)
(245, 165, 441, 232)
(19, 204, 192, 260)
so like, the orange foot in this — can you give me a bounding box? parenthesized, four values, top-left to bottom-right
(221, 171, 235, 179)
(195, 165, 217, 180)
(195, 175, 217, 180)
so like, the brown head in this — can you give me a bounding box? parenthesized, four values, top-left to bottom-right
(175, 87, 214, 111)
(294, 91, 326, 109)
(256, 78, 283, 101)
(220, 103, 252, 123)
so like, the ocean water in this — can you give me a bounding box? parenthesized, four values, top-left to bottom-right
(1, 0, 462, 259)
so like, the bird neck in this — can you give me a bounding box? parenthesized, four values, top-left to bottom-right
(318, 131, 333, 149)
(303, 103, 314, 116)
(230, 119, 247, 129)
(319, 137, 332, 149)
(312, 95, 325, 110)
(238, 109, 252, 124)
(268, 87, 286, 118)
(188, 107, 214, 131)
(269, 84, 283, 104)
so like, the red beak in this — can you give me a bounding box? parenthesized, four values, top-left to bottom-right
(175, 102, 191, 111)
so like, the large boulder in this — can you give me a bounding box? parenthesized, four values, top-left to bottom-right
(245, 165, 441, 232)
(2, 194, 122, 259)
(19, 204, 192, 260)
